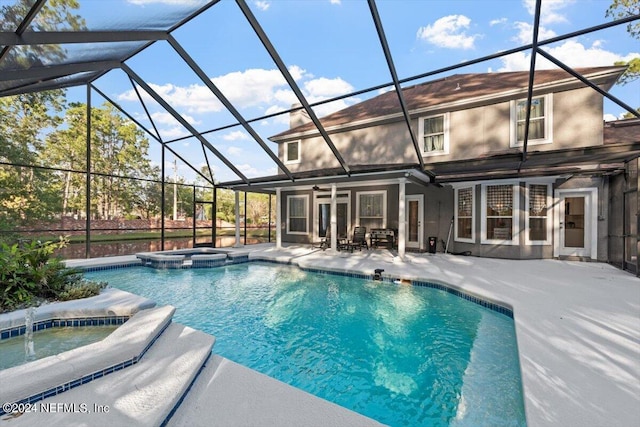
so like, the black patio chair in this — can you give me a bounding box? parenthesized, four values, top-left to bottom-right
(352, 226, 368, 250)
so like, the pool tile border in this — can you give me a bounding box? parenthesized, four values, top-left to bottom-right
(243, 258, 514, 318)
(0, 316, 130, 341)
(0, 318, 172, 416)
(79, 256, 513, 318)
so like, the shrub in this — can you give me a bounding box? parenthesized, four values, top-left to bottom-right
(58, 280, 107, 301)
(0, 237, 104, 312)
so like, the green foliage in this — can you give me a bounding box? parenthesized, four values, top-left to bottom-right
(607, 0, 640, 84)
(0, 237, 102, 313)
(58, 280, 107, 302)
(0, 92, 67, 227)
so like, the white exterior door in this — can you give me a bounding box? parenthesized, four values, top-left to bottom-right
(555, 188, 598, 259)
(406, 195, 424, 250)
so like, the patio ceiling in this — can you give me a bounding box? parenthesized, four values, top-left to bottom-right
(0, 0, 638, 188)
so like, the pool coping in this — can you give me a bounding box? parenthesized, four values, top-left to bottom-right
(0, 305, 174, 414)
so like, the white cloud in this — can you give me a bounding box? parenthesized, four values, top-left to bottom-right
(417, 15, 479, 50)
(304, 77, 354, 99)
(223, 130, 250, 141)
(523, 0, 575, 25)
(330, 0, 341, 4)
(254, 1, 269, 11)
(118, 83, 223, 115)
(236, 163, 277, 178)
(490, 17, 508, 26)
(151, 111, 200, 126)
(288, 65, 308, 81)
(160, 125, 190, 139)
(513, 21, 557, 44)
(117, 66, 360, 128)
(211, 68, 289, 109)
(377, 86, 395, 95)
(226, 146, 243, 156)
(498, 39, 640, 71)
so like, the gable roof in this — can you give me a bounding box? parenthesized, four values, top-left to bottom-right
(270, 66, 626, 141)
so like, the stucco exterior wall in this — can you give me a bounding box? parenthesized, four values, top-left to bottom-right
(277, 86, 605, 173)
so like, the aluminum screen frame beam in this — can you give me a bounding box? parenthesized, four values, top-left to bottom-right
(536, 49, 639, 118)
(0, 0, 46, 63)
(121, 63, 250, 184)
(0, 60, 122, 82)
(368, 0, 428, 175)
(236, 0, 351, 176)
(521, 0, 543, 164)
(0, 30, 169, 45)
(167, 35, 295, 182)
(91, 83, 215, 185)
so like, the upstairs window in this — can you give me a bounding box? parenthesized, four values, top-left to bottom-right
(285, 140, 300, 164)
(511, 94, 552, 147)
(418, 114, 449, 156)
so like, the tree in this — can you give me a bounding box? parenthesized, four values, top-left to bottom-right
(0, 91, 66, 229)
(43, 103, 159, 220)
(607, 0, 640, 84)
(0, 0, 85, 66)
(89, 104, 157, 219)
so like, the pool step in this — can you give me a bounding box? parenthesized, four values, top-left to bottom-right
(2, 322, 214, 427)
(167, 355, 384, 427)
(0, 305, 175, 409)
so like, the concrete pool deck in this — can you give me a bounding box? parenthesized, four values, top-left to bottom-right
(64, 244, 639, 426)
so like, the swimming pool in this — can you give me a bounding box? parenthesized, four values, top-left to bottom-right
(86, 262, 526, 426)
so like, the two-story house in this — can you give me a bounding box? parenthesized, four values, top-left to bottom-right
(220, 66, 640, 270)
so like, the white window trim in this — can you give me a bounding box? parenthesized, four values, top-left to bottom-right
(509, 93, 553, 148)
(454, 186, 475, 243)
(418, 113, 450, 157)
(284, 140, 301, 164)
(525, 183, 552, 245)
(355, 190, 387, 228)
(480, 183, 520, 245)
(286, 194, 308, 235)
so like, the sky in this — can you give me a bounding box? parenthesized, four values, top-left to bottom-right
(62, 0, 640, 184)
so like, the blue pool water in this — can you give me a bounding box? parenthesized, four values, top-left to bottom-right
(86, 263, 526, 426)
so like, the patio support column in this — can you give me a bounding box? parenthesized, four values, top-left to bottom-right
(276, 188, 282, 249)
(330, 184, 337, 252)
(234, 190, 241, 247)
(398, 177, 406, 259)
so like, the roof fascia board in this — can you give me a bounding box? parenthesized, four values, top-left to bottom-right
(220, 167, 425, 191)
(270, 67, 627, 143)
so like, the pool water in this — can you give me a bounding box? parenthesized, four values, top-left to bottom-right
(86, 263, 526, 427)
(0, 326, 118, 370)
